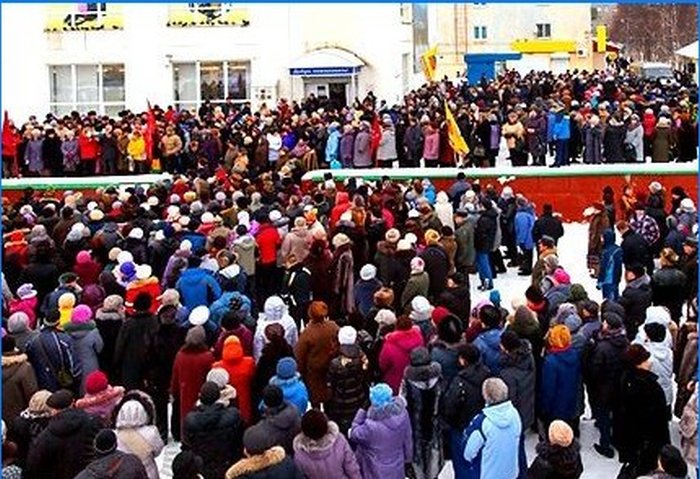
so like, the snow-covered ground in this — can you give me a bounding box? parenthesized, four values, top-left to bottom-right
(156, 222, 689, 479)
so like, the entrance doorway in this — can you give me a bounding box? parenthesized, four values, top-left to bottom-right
(328, 83, 347, 109)
(303, 78, 351, 109)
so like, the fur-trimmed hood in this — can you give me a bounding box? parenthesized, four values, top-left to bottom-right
(293, 421, 341, 455)
(2, 352, 29, 368)
(403, 362, 442, 390)
(225, 446, 286, 478)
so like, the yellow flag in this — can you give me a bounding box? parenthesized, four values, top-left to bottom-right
(420, 45, 438, 82)
(596, 25, 607, 53)
(444, 101, 469, 156)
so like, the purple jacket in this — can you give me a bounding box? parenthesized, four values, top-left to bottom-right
(340, 131, 355, 168)
(293, 421, 362, 479)
(349, 397, 413, 479)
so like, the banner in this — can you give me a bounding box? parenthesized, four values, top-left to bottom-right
(420, 45, 438, 83)
(596, 25, 607, 53)
(444, 101, 469, 156)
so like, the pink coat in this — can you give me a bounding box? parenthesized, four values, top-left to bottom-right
(422, 130, 440, 161)
(9, 297, 38, 329)
(379, 326, 424, 393)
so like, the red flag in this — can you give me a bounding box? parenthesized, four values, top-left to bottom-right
(370, 114, 381, 165)
(145, 100, 156, 161)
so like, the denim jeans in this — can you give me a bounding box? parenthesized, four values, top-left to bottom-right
(602, 284, 619, 301)
(475, 252, 493, 283)
(554, 139, 569, 166)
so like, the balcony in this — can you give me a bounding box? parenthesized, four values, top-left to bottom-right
(44, 4, 124, 32)
(167, 4, 250, 28)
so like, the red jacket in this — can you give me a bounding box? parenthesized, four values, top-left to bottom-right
(124, 277, 161, 315)
(73, 259, 103, 287)
(642, 112, 657, 138)
(171, 347, 215, 432)
(255, 223, 281, 266)
(329, 192, 351, 228)
(213, 336, 255, 424)
(379, 326, 424, 393)
(2, 130, 20, 158)
(78, 134, 100, 160)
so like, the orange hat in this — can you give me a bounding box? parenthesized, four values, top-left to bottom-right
(547, 324, 571, 350)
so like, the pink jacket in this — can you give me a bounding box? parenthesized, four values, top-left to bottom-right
(422, 130, 440, 160)
(379, 326, 424, 393)
(9, 297, 38, 329)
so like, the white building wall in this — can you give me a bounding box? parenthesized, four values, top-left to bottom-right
(2, 3, 417, 120)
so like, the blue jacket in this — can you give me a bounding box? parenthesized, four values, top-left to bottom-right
(325, 128, 341, 163)
(180, 231, 207, 254)
(514, 207, 536, 250)
(540, 347, 581, 421)
(551, 114, 571, 141)
(354, 278, 382, 317)
(472, 329, 502, 374)
(423, 183, 437, 205)
(209, 291, 252, 327)
(266, 375, 309, 417)
(598, 230, 623, 288)
(546, 113, 556, 142)
(462, 401, 522, 479)
(26, 329, 82, 392)
(176, 267, 223, 310)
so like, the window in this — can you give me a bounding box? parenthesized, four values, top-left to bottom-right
(49, 63, 125, 116)
(536, 23, 551, 38)
(173, 61, 251, 110)
(473, 26, 487, 39)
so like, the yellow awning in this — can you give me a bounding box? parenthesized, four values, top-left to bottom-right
(510, 39, 577, 54)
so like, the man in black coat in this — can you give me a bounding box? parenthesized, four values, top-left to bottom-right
(532, 204, 564, 246)
(498, 331, 536, 432)
(256, 385, 302, 455)
(617, 220, 652, 276)
(419, 231, 450, 299)
(474, 198, 498, 291)
(583, 313, 629, 458)
(402, 116, 424, 168)
(113, 293, 159, 391)
(618, 264, 653, 340)
(25, 390, 101, 479)
(75, 429, 148, 479)
(613, 345, 670, 477)
(441, 343, 490, 472)
(680, 236, 698, 309)
(183, 382, 245, 479)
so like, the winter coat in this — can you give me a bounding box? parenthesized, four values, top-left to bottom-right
(540, 347, 581, 422)
(429, 341, 461, 384)
(18, 260, 60, 306)
(473, 328, 502, 374)
(213, 336, 255, 424)
(474, 209, 498, 252)
(171, 346, 215, 431)
(620, 229, 650, 270)
(515, 206, 536, 250)
(587, 211, 609, 257)
(679, 390, 697, 467)
(423, 129, 440, 161)
(293, 421, 362, 479)
(435, 192, 455, 230)
(401, 360, 444, 479)
(637, 341, 674, 406)
(440, 361, 490, 431)
(652, 122, 672, 162)
(214, 324, 254, 360)
(113, 312, 159, 391)
(583, 328, 628, 410)
(631, 214, 661, 249)
(225, 446, 302, 479)
(124, 278, 161, 316)
(455, 220, 476, 270)
(420, 244, 449, 298)
(339, 130, 356, 167)
(404, 124, 425, 163)
(613, 368, 670, 470)
(332, 245, 355, 317)
(115, 423, 163, 479)
(74, 451, 149, 479)
(526, 440, 583, 479)
(25, 328, 81, 393)
(176, 268, 222, 310)
(350, 396, 413, 479)
(598, 230, 623, 290)
(2, 353, 38, 423)
(626, 124, 644, 162)
(603, 122, 626, 163)
(651, 266, 687, 323)
(269, 374, 309, 416)
(95, 308, 124, 380)
(462, 400, 522, 479)
(401, 272, 430, 312)
(377, 127, 397, 161)
(583, 124, 603, 164)
(551, 114, 571, 141)
(74, 385, 125, 424)
(253, 307, 299, 361)
(619, 276, 653, 338)
(532, 214, 564, 246)
(183, 402, 245, 479)
(354, 278, 382, 318)
(233, 235, 257, 276)
(65, 321, 104, 394)
(296, 319, 339, 405)
(353, 128, 372, 167)
(280, 228, 311, 265)
(379, 326, 424, 393)
(499, 342, 536, 430)
(257, 402, 302, 455)
(327, 345, 370, 434)
(25, 408, 100, 479)
(25, 138, 44, 172)
(325, 128, 341, 164)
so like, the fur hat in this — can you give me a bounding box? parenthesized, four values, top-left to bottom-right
(115, 400, 149, 428)
(624, 344, 651, 367)
(157, 289, 181, 307)
(410, 296, 433, 321)
(206, 368, 230, 389)
(199, 382, 221, 406)
(28, 390, 52, 415)
(94, 429, 118, 455)
(375, 308, 397, 326)
(185, 326, 206, 347)
(7, 312, 30, 334)
(397, 239, 412, 251)
(360, 264, 377, 281)
(102, 295, 124, 312)
(262, 385, 284, 409)
(135, 264, 152, 281)
(16, 283, 37, 300)
(424, 229, 441, 245)
(58, 292, 76, 309)
(243, 424, 275, 455)
(301, 409, 329, 441)
(332, 233, 351, 248)
(385, 228, 401, 243)
(373, 287, 394, 307)
(47, 389, 74, 410)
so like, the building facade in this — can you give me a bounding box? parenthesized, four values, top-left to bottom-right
(1, 3, 423, 119)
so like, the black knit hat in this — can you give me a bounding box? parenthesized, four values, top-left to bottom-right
(659, 445, 688, 477)
(624, 344, 651, 367)
(262, 385, 284, 409)
(301, 409, 329, 441)
(409, 347, 431, 367)
(500, 330, 522, 352)
(199, 381, 220, 406)
(47, 389, 74, 410)
(94, 429, 117, 455)
(243, 424, 275, 455)
(172, 451, 204, 479)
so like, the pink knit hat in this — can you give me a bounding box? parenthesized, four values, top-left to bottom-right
(552, 268, 571, 286)
(71, 305, 93, 324)
(76, 250, 92, 264)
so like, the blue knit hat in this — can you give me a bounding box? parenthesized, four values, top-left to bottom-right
(276, 357, 297, 380)
(369, 383, 393, 409)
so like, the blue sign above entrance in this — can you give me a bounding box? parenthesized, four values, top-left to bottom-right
(289, 66, 361, 76)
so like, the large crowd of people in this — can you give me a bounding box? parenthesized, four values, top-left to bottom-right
(1, 116, 698, 479)
(2, 67, 698, 179)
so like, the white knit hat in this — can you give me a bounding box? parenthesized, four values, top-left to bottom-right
(375, 309, 397, 326)
(128, 228, 144, 240)
(360, 264, 377, 281)
(189, 305, 210, 326)
(135, 264, 152, 281)
(206, 368, 230, 388)
(116, 251, 133, 265)
(115, 400, 148, 429)
(410, 296, 433, 321)
(338, 326, 357, 345)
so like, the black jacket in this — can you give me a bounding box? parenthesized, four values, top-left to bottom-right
(527, 440, 583, 479)
(25, 408, 101, 479)
(583, 328, 629, 409)
(474, 209, 498, 252)
(113, 311, 159, 390)
(499, 342, 536, 430)
(183, 403, 245, 479)
(618, 276, 653, 339)
(326, 345, 370, 435)
(74, 451, 148, 479)
(680, 249, 698, 301)
(651, 266, 687, 322)
(18, 260, 60, 306)
(613, 368, 670, 472)
(532, 214, 564, 245)
(420, 245, 450, 298)
(440, 361, 490, 429)
(620, 230, 650, 268)
(147, 321, 187, 392)
(256, 403, 302, 455)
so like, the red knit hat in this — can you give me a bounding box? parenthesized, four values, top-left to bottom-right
(431, 306, 451, 326)
(85, 371, 109, 395)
